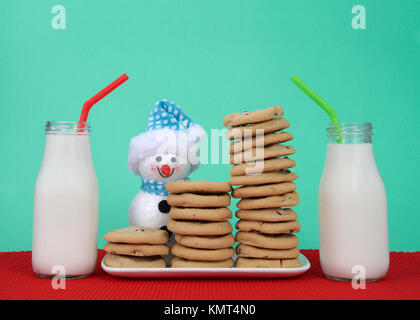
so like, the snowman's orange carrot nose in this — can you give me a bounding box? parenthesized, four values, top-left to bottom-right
(160, 165, 171, 177)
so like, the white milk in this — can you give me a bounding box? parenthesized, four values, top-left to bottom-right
(33, 122, 98, 278)
(318, 142, 389, 281)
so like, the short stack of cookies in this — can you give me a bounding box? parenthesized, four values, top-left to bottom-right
(166, 180, 235, 268)
(223, 106, 301, 268)
(103, 226, 169, 268)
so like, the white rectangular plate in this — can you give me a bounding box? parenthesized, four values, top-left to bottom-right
(101, 253, 310, 279)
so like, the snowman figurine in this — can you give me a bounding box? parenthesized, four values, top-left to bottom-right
(127, 99, 206, 232)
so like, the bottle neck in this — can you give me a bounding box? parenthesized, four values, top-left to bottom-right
(327, 122, 372, 144)
(45, 121, 91, 135)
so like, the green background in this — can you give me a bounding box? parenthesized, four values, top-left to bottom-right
(0, 0, 419, 252)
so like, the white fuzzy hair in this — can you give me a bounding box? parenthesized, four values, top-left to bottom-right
(128, 124, 206, 175)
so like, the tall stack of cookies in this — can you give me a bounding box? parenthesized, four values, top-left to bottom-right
(103, 226, 169, 268)
(223, 106, 302, 268)
(166, 180, 235, 268)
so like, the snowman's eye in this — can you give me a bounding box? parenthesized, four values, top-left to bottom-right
(170, 157, 177, 163)
(156, 156, 162, 162)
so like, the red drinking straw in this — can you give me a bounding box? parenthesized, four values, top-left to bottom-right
(78, 73, 129, 129)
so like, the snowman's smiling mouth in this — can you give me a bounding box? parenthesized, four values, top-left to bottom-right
(157, 166, 174, 178)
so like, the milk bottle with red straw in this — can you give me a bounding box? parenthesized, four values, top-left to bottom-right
(32, 74, 128, 279)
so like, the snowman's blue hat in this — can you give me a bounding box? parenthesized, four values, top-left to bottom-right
(146, 99, 194, 131)
(128, 99, 206, 175)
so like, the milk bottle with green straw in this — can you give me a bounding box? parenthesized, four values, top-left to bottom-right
(291, 75, 389, 281)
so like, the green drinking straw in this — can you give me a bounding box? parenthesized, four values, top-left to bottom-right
(290, 75, 343, 143)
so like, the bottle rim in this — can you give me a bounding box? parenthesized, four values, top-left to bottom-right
(45, 121, 91, 135)
(327, 122, 372, 137)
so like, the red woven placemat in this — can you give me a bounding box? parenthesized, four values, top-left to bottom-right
(0, 249, 418, 300)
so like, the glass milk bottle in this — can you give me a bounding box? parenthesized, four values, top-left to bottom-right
(33, 121, 99, 279)
(318, 122, 389, 281)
